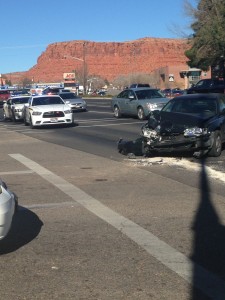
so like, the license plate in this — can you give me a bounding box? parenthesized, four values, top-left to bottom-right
(50, 118, 58, 122)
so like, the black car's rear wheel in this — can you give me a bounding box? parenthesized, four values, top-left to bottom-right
(208, 130, 222, 157)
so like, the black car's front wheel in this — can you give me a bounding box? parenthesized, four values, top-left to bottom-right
(208, 130, 222, 157)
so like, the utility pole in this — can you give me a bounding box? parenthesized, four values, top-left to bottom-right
(83, 42, 86, 95)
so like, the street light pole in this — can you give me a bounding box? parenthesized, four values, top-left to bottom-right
(64, 41, 87, 95)
(83, 42, 86, 95)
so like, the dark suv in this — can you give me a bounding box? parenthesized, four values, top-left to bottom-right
(0, 90, 11, 107)
(187, 79, 225, 94)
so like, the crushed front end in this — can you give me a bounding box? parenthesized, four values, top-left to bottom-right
(141, 117, 214, 155)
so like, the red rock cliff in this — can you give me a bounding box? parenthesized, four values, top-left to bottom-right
(7, 37, 189, 84)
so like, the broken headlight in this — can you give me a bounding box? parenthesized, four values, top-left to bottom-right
(184, 127, 208, 137)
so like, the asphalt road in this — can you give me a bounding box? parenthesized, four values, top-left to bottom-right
(0, 98, 225, 299)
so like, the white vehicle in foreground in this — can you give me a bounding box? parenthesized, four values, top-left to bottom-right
(23, 95, 73, 128)
(0, 179, 18, 240)
(3, 95, 30, 121)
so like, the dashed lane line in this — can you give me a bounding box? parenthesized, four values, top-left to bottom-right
(9, 153, 225, 298)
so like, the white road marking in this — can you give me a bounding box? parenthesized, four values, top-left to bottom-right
(9, 153, 225, 298)
(20, 201, 78, 210)
(0, 170, 33, 175)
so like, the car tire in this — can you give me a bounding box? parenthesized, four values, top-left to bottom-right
(208, 130, 222, 157)
(29, 115, 35, 129)
(12, 112, 16, 122)
(137, 107, 145, 120)
(24, 113, 29, 126)
(114, 105, 121, 118)
(3, 111, 7, 121)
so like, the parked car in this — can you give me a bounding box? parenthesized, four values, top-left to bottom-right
(23, 95, 73, 128)
(171, 88, 184, 97)
(186, 79, 225, 94)
(3, 96, 30, 121)
(97, 91, 106, 96)
(141, 93, 225, 157)
(59, 92, 87, 112)
(0, 179, 18, 240)
(130, 83, 150, 88)
(161, 88, 172, 98)
(11, 89, 31, 97)
(42, 87, 65, 95)
(0, 90, 11, 107)
(111, 88, 169, 120)
(161, 88, 184, 98)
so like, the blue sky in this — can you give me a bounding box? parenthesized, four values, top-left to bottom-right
(0, 0, 196, 74)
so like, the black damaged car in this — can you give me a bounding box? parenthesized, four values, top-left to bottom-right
(141, 93, 225, 157)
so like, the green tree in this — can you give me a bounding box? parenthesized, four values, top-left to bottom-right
(185, 0, 225, 71)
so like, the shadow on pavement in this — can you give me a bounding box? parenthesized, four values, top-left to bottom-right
(191, 158, 225, 299)
(0, 206, 43, 254)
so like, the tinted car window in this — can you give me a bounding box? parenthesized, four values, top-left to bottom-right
(163, 97, 217, 115)
(12, 97, 30, 104)
(117, 90, 129, 98)
(59, 93, 78, 100)
(0, 90, 10, 95)
(130, 84, 150, 88)
(32, 96, 64, 106)
(42, 88, 63, 95)
(135, 89, 164, 99)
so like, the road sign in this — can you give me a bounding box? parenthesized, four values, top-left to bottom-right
(169, 74, 174, 82)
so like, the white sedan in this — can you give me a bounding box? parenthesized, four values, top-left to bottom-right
(0, 179, 18, 240)
(3, 96, 30, 121)
(23, 95, 73, 128)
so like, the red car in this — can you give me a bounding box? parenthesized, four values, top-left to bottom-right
(0, 90, 11, 107)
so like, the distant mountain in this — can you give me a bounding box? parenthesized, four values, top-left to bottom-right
(6, 37, 189, 84)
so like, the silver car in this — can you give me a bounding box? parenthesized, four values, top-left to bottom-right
(0, 179, 18, 240)
(111, 88, 169, 120)
(3, 96, 30, 121)
(58, 92, 87, 112)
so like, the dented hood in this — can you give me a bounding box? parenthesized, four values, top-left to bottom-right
(157, 111, 213, 134)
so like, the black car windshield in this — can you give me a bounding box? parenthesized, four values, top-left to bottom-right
(59, 93, 77, 100)
(12, 97, 30, 104)
(135, 89, 164, 99)
(162, 97, 217, 115)
(32, 96, 65, 106)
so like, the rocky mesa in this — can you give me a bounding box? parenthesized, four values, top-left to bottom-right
(7, 37, 189, 84)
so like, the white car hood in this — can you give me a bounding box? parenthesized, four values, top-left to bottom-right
(13, 103, 27, 109)
(32, 104, 70, 112)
